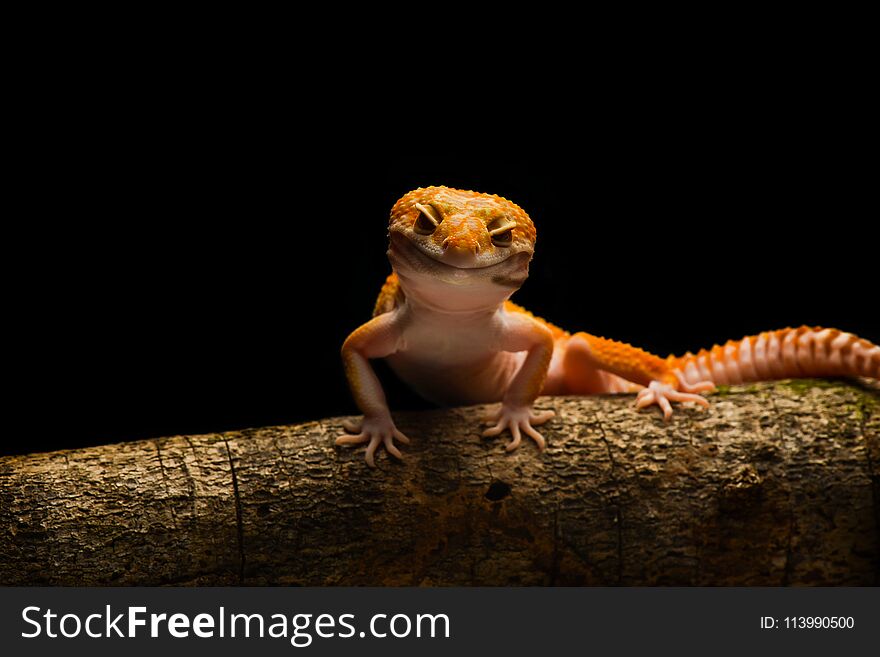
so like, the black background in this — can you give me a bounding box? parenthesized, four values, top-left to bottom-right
(10, 140, 877, 457)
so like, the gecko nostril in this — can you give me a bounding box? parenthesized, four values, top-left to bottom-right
(442, 237, 451, 250)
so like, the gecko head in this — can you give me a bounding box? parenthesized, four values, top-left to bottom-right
(387, 186, 536, 311)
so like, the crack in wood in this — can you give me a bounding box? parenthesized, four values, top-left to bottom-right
(222, 436, 246, 585)
(272, 434, 295, 490)
(594, 412, 623, 585)
(154, 439, 178, 528)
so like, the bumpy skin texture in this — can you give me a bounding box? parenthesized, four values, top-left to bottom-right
(339, 186, 880, 465)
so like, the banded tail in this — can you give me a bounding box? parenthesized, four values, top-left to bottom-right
(671, 326, 880, 387)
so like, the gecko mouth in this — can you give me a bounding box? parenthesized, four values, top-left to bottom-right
(388, 231, 530, 287)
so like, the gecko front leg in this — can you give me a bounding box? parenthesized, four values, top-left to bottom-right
(336, 311, 410, 467)
(482, 312, 556, 451)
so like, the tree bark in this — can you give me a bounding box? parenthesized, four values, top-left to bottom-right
(1, 380, 878, 586)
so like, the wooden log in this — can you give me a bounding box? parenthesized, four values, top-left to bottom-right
(1, 380, 877, 586)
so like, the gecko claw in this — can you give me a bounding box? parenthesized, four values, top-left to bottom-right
(336, 416, 409, 467)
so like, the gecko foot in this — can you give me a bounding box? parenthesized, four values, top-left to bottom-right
(635, 379, 714, 420)
(336, 416, 410, 467)
(482, 404, 555, 452)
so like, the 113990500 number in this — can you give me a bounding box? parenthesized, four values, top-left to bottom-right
(784, 617, 854, 629)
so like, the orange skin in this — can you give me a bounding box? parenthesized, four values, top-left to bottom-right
(339, 187, 879, 466)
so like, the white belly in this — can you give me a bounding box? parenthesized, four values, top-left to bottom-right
(385, 308, 525, 406)
(386, 350, 523, 406)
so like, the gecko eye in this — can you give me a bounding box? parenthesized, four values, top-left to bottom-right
(413, 203, 442, 235)
(488, 218, 515, 247)
(492, 229, 513, 247)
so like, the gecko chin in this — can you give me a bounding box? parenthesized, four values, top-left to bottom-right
(388, 231, 531, 313)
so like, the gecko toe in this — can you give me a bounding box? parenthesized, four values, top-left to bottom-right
(364, 436, 383, 467)
(657, 395, 674, 419)
(482, 421, 507, 438)
(668, 390, 711, 407)
(505, 424, 523, 451)
(522, 423, 547, 450)
(635, 391, 656, 409)
(335, 433, 368, 445)
(383, 436, 404, 459)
